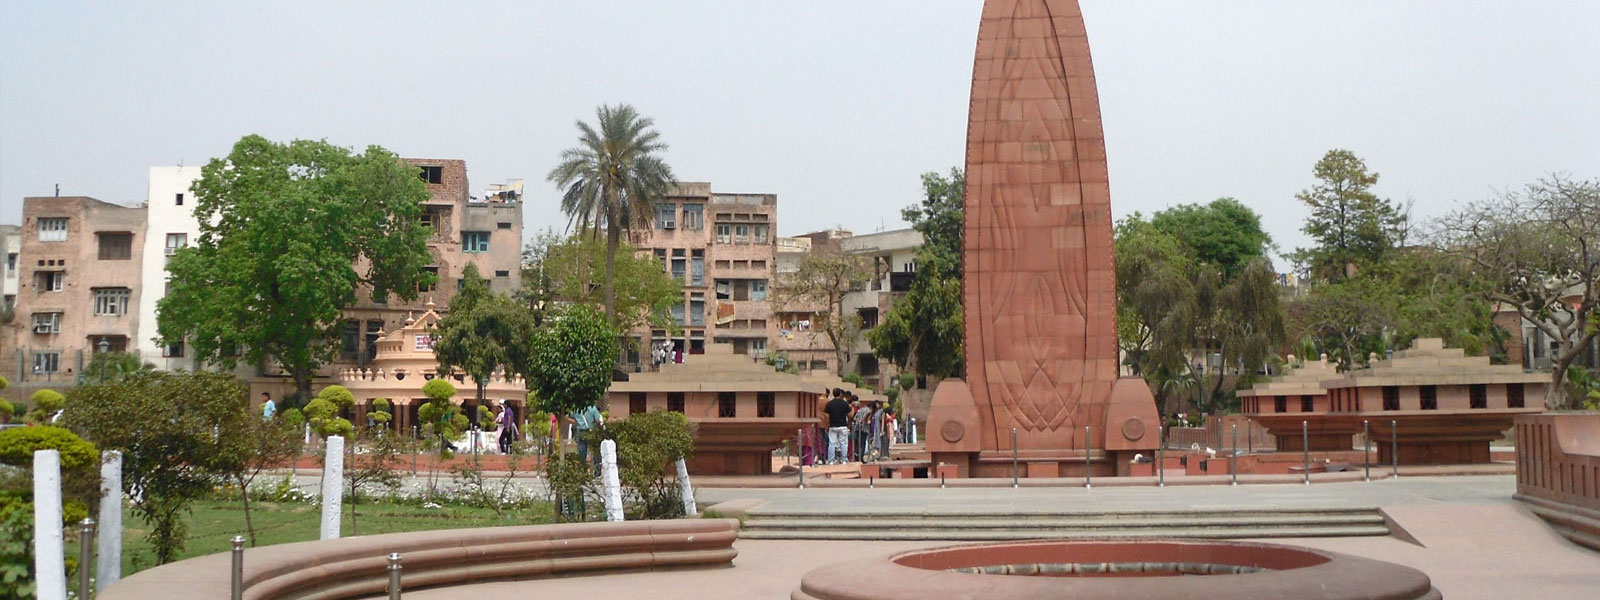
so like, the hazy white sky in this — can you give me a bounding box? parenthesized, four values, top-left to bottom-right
(3, 1, 1597, 266)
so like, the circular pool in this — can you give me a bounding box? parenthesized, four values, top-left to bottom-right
(793, 539, 1439, 599)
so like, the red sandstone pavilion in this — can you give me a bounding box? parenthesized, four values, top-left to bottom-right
(926, 0, 1160, 477)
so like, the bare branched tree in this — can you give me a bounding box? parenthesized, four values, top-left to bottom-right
(1435, 175, 1600, 409)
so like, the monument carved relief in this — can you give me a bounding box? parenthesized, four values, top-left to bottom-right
(928, 0, 1158, 476)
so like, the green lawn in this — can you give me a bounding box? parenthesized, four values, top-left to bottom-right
(84, 499, 557, 577)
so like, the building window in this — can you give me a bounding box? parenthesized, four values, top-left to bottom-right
(341, 320, 360, 360)
(497, 221, 513, 230)
(97, 232, 133, 260)
(5, 253, 15, 276)
(671, 258, 687, 283)
(757, 392, 775, 418)
(1469, 384, 1487, 409)
(1274, 395, 1286, 413)
(365, 320, 384, 362)
(667, 392, 685, 413)
(163, 340, 185, 358)
(1382, 386, 1400, 411)
(1301, 395, 1314, 412)
(630, 392, 647, 415)
(462, 231, 490, 253)
(715, 224, 731, 244)
(657, 203, 677, 229)
(751, 279, 768, 301)
(1507, 383, 1525, 408)
(31, 312, 61, 334)
(420, 266, 439, 293)
(175, 193, 184, 206)
(749, 338, 767, 359)
(418, 165, 443, 184)
(495, 270, 510, 278)
(690, 256, 705, 286)
(754, 225, 769, 244)
(671, 302, 686, 325)
(718, 392, 736, 418)
(1420, 385, 1437, 410)
(39, 218, 68, 242)
(689, 298, 705, 326)
(37, 270, 65, 292)
(733, 225, 750, 244)
(33, 351, 60, 374)
(811, 360, 827, 371)
(165, 233, 187, 256)
(682, 204, 703, 230)
(92, 287, 131, 316)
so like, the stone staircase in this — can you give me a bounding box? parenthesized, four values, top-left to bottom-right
(737, 507, 1391, 540)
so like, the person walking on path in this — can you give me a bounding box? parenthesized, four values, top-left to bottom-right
(260, 392, 276, 420)
(823, 389, 851, 465)
(570, 404, 604, 466)
(497, 403, 518, 454)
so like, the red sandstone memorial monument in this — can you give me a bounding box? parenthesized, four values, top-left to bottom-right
(927, 0, 1160, 478)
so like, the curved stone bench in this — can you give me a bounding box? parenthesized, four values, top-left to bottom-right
(101, 519, 738, 600)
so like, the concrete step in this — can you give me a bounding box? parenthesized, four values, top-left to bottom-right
(742, 514, 1384, 531)
(738, 525, 1394, 541)
(738, 507, 1391, 541)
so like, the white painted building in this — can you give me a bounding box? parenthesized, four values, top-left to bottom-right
(136, 166, 203, 370)
(1, 225, 20, 311)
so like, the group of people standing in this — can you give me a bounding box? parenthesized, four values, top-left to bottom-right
(821, 388, 895, 465)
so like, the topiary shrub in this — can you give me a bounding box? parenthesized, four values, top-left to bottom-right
(0, 425, 102, 528)
(304, 385, 356, 438)
(0, 398, 13, 424)
(26, 389, 65, 425)
(370, 398, 393, 426)
(898, 373, 916, 391)
(841, 373, 865, 387)
(418, 379, 465, 454)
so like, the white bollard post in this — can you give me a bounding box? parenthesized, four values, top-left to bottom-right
(910, 418, 918, 445)
(98, 450, 124, 588)
(600, 440, 624, 522)
(675, 458, 697, 516)
(321, 435, 345, 540)
(34, 450, 67, 600)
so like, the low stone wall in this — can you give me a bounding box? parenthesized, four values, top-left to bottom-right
(100, 519, 739, 600)
(1514, 413, 1600, 551)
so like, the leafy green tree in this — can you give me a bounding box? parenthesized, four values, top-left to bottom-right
(1291, 149, 1409, 281)
(63, 371, 249, 564)
(1149, 197, 1273, 277)
(527, 305, 619, 418)
(212, 413, 300, 546)
(1114, 215, 1199, 414)
(158, 135, 435, 402)
(434, 263, 537, 425)
(520, 231, 682, 333)
(547, 104, 677, 324)
(778, 246, 872, 375)
(1435, 175, 1600, 409)
(590, 410, 695, 519)
(871, 169, 967, 380)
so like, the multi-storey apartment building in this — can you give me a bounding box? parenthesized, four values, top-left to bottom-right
(136, 166, 205, 370)
(629, 183, 777, 368)
(1, 225, 20, 312)
(329, 159, 524, 370)
(10, 196, 147, 383)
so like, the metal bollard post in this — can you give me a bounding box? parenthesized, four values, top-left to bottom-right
(78, 518, 95, 599)
(1302, 420, 1310, 485)
(1157, 425, 1165, 488)
(231, 535, 245, 600)
(1083, 426, 1092, 489)
(1391, 420, 1399, 479)
(387, 552, 403, 600)
(1231, 424, 1238, 486)
(1010, 428, 1019, 488)
(1363, 420, 1371, 482)
(797, 429, 805, 489)
(940, 469, 946, 489)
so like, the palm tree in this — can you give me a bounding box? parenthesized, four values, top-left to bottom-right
(547, 104, 676, 324)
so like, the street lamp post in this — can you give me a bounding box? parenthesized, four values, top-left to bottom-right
(96, 338, 110, 383)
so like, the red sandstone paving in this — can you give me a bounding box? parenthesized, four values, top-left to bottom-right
(399, 499, 1600, 600)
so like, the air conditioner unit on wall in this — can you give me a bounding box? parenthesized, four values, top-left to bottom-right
(164, 247, 178, 256)
(663, 221, 676, 230)
(34, 325, 54, 334)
